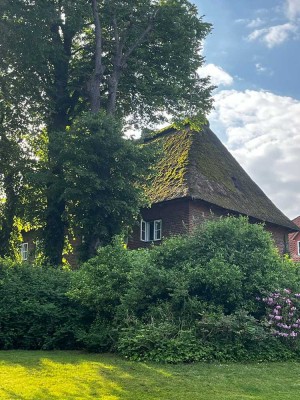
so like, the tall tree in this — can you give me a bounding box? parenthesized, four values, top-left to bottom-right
(63, 112, 154, 261)
(1, 0, 88, 264)
(0, 80, 33, 257)
(1, 0, 214, 264)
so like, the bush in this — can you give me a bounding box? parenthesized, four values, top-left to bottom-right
(118, 318, 213, 363)
(71, 217, 300, 361)
(0, 259, 90, 350)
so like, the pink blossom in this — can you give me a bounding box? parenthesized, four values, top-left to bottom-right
(279, 332, 289, 337)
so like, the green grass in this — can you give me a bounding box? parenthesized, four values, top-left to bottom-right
(0, 351, 300, 399)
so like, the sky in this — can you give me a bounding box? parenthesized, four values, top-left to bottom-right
(194, 0, 300, 219)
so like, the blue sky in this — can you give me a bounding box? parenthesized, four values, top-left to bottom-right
(195, 0, 300, 219)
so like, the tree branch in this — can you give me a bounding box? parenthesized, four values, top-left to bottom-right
(89, 0, 105, 113)
(106, 7, 158, 115)
(121, 9, 158, 66)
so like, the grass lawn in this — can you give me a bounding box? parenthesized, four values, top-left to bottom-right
(0, 351, 300, 399)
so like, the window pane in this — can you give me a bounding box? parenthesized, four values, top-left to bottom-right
(21, 243, 28, 260)
(298, 241, 300, 255)
(141, 221, 146, 241)
(154, 220, 161, 240)
(149, 221, 154, 241)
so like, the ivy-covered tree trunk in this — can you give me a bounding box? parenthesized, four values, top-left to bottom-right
(44, 130, 67, 266)
(43, 24, 74, 265)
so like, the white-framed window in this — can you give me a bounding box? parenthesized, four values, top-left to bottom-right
(140, 219, 162, 242)
(298, 241, 300, 256)
(20, 243, 29, 261)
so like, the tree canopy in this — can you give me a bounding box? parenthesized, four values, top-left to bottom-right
(0, 0, 214, 264)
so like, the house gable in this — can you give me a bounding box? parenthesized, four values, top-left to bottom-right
(129, 124, 298, 251)
(289, 216, 300, 262)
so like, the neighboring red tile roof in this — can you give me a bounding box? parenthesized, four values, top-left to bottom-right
(293, 216, 300, 227)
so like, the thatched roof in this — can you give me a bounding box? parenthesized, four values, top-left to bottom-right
(145, 124, 298, 231)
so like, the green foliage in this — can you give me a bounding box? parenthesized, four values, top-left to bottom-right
(71, 216, 300, 362)
(69, 240, 134, 350)
(118, 318, 213, 363)
(0, 259, 90, 350)
(63, 112, 155, 260)
(2, 217, 298, 362)
(1, 0, 214, 265)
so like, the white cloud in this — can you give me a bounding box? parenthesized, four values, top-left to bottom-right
(235, 17, 265, 28)
(235, 18, 247, 24)
(255, 63, 273, 75)
(210, 89, 300, 219)
(255, 63, 267, 73)
(247, 18, 265, 28)
(285, 0, 300, 20)
(247, 1, 300, 47)
(247, 22, 298, 47)
(197, 64, 234, 87)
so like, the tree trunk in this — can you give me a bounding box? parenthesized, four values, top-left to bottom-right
(43, 24, 73, 265)
(44, 128, 66, 266)
(0, 172, 18, 257)
(89, 0, 104, 113)
(107, 70, 121, 115)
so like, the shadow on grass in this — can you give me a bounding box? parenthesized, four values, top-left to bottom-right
(3, 351, 300, 400)
(0, 351, 174, 400)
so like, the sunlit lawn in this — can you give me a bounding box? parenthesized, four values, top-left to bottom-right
(0, 351, 300, 399)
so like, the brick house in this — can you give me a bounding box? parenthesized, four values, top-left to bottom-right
(289, 216, 300, 262)
(21, 229, 82, 267)
(128, 124, 299, 253)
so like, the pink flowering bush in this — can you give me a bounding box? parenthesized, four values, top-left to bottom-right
(260, 289, 300, 339)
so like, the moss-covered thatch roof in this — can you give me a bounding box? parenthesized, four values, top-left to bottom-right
(145, 125, 298, 231)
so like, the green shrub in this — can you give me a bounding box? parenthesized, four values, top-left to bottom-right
(118, 319, 214, 363)
(0, 259, 89, 350)
(71, 216, 300, 361)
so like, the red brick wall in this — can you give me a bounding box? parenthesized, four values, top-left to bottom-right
(289, 216, 300, 262)
(128, 197, 291, 255)
(21, 231, 81, 268)
(264, 224, 289, 255)
(189, 199, 232, 228)
(128, 198, 190, 249)
(189, 199, 289, 254)
(23, 199, 294, 261)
